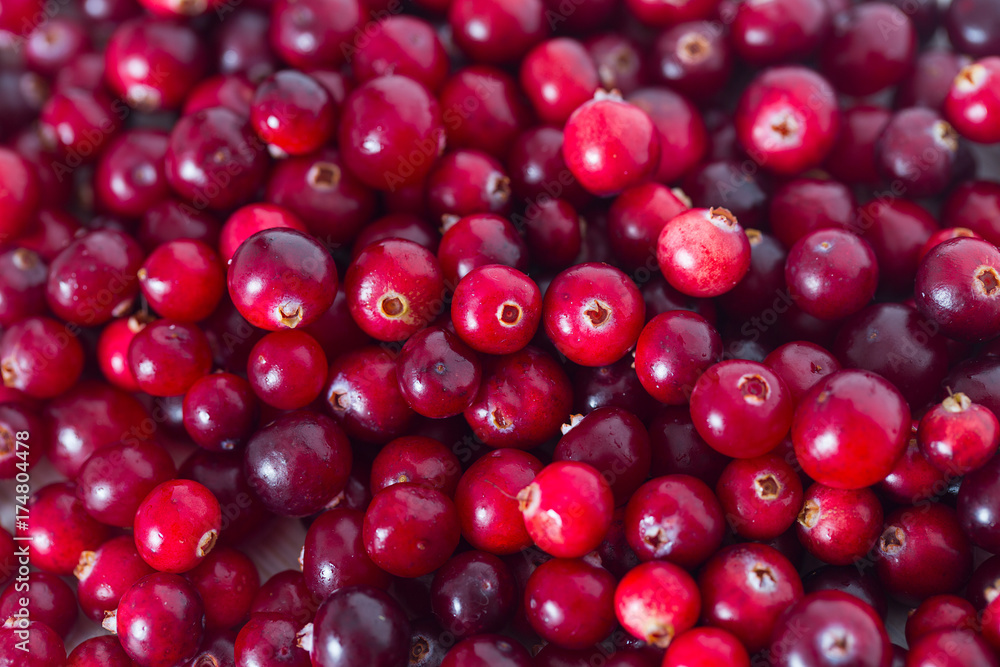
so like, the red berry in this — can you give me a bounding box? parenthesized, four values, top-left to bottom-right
(518, 461, 613, 558)
(614, 561, 700, 648)
(133, 479, 222, 573)
(657, 207, 751, 298)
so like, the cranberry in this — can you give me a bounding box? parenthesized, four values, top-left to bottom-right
(906, 595, 978, 646)
(614, 561, 699, 648)
(185, 546, 259, 631)
(943, 181, 1000, 247)
(607, 183, 689, 272)
(138, 199, 222, 254)
(363, 482, 460, 578)
(250, 570, 321, 625)
(524, 557, 616, 649)
(448, 0, 547, 64)
(624, 474, 724, 568)
(246, 330, 326, 410)
(93, 129, 170, 219)
(917, 392, 999, 476)
(907, 630, 999, 667)
(106, 572, 205, 667)
(0, 570, 76, 637)
(823, 104, 891, 183)
(897, 49, 971, 111)
(802, 565, 888, 618)
(0, 403, 45, 481)
(633, 310, 721, 406)
(302, 508, 390, 600)
(451, 265, 542, 356)
(663, 627, 749, 667)
(464, 346, 572, 450)
(245, 410, 352, 517)
(437, 213, 529, 287)
(651, 21, 733, 102)
(235, 612, 310, 667)
(76, 440, 176, 527)
(75, 535, 155, 624)
(440, 66, 533, 160)
(875, 504, 972, 604)
(67, 636, 134, 667)
(310, 585, 410, 667)
(698, 543, 803, 653)
(0, 248, 46, 329)
(164, 107, 268, 211)
(877, 108, 963, 198)
(785, 228, 878, 321)
(138, 240, 225, 322)
(427, 150, 512, 223)
(213, 9, 279, 82)
(769, 591, 893, 667)
(338, 75, 443, 191)
(543, 263, 645, 367)
(916, 237, 1000, 342)
(268, 0, 362, 69)
(793, 369, 910, 489)
(562, 92, 661, 197)
(715, 453, 802, 541)
(957, 453, 1000, 554)
(855, 198, 938, 297)
(730, 0, 830, 65)
(127, 319, 213, 397)
(46, 229, 144, 326)
(351, 15, 447, 91)
(763, 341, 840, 403)
(250, 70, 336, 155)
(220, 203, 305, 262)
(12, 208, 79, 263)
(648, 406, 732, 484)
(37, 87, 120, 161)
(455, 448, 542, 555)
(440, 635, 532, 667)
(430, 550, 517, 638)
(796, 483, 883, 566)
(24, 481, 113, 576)
(394, 329, 480, 421)
(104, 17, 207, 110)
(0, 620, 64, 667)
(735, 66, 839, 175)
(819, 3, 916, 97)
(324, 346, 416, 444)
(506, 126, 590, 209)
(586, 33, 645, 96)
(182, 73, 255, 117)
(134, 479, 221, 573)
(945, 0, 1000, 58)
(182, 373, 258, 452)
(657, 207, 751, 298)
(520, 38, 598, 125)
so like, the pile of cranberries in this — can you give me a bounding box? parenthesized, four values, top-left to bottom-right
(2, 0, 1000, 665)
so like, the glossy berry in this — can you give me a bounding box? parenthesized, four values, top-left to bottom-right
(735, 66, 840, 175)
(244, 410, 352, 517)
(663, 627, 750, 667)
(915, 237, 1000, 342)
(250, 70, 335, 155)
(437, 213, 529, 287)
(0, 317, 84, 399)
(624, 475, 724, 569)
(792, 370, 910, 489)
(185, 546, 260, 631)
(0, 570, 76, 637)
(451, 265, 542, 356)
(302, 508, 390, 600)
(0, 147, 40, 242)
(132, 479, 220, 575)
(819, 3, 916, 97)
(0, 249, 44, 329)
(430, 550, 517, 638)
(249, 569, 321, 624)
(228, 228, 337, 331)
(310, 585, 409, 667)
(182, 373, 258, 452)
(524, 558, 616, 650)
(796, 483, 883, 566)
(657, 207, 751, 298)
(234, 612, 310, 667)
(454, 448, 543, 555)
(517, 461, 613, 558)
(440, 635, 532, 667)
(338, 75, 444, 191)
(25, 482, 112, 576)
(615, 561, 700, 648)
(730, 0, 830, 65)
(447, 0, 547, 65)
(628, 88, 708, 186)
(698, 543, 804, 653)
(138, 240, 225, 322)
(908, 630, 999, 667)
(519, 38, 599, 125)
(75, 536, 155, 624)
(345, 239, 445, 343)
(763, 341, 841, 403)
(76, 440, 176, 527)
(248, 330, 327, 410)
(128, 319, 213, 397)
(353, 15, 447, 92)
(426, 150, 512, 222)
(769, 591, 893, 667)
(105, 572, 204, 667)
(715, 453, 803, 541)
(396, 328, 482, 420)
(0, 620, 65, 667)
(946, 58, 1000, 144)
(363, 483, 461, 578)
(562, 92, 661, 197)
(634, 310, 722, 406)
(220, 203, 308, 263)
(689, 360, 794, 459)
(607, 183, 690, 272)
(543, 263, 645, 367)
(67, 636, 134, 667)
(877, 108, 962, 198)
(785, 229, 878, 321)
(268, 0, 362, 70)
(93, 129, 170, 219)
(918, 392, 1000, 475)
(906, 595, 978, 647)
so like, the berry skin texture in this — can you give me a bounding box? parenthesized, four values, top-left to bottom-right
(785, 229, 879, 321)
(310, 585, 410, 667)
(562, 92, 661, 197)
(524, 558, 617, 650)
(634, 310, 722, 406)
(819, 3, 916, 97)
(345, 239, 446, 343)
(106, 573, 205, 667)
(25, 482, 112, 576)
(137, 240, 225, 322)
(657, 207, 752, 298)
(0, 316, 84, 399)
(915, 237, 1000, 342)
(908, 630, 1000, 667)
(451, 265, 542, 356)
(75, 536, 155, 624)
(76, 440, 177, 528)
(227, 228, 338, 331)
(220, 203, 308, 263)
(362, 482, 461, 578)
(440, 635, 533, 667)
(792, 369, 911, 490)
(250, 70, 336, 156)
(735, 66, 840, 176)
(918, 392, 1000, 475)
(543, 263, 646, 367)
(133, 479, 222, 573)
(248, 330, 328, 410)
(127, 319, 213, 397)
(430, 551, 517, 638)
(906, 595, 978, 647)
(517, 461, 614, 558)
(614, 561, 700, 649)
(715, 453, 803, 541)
(663, 627, 750, 667)
(182, 372, 258, 452)
(795, 483, 883, 566)
(396, 328, 483, 420)
(519, 38, 599, 125)
(689, 360, 794, 460)
(946, 58, 1000, 144)
(0, 148, 41, 241)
